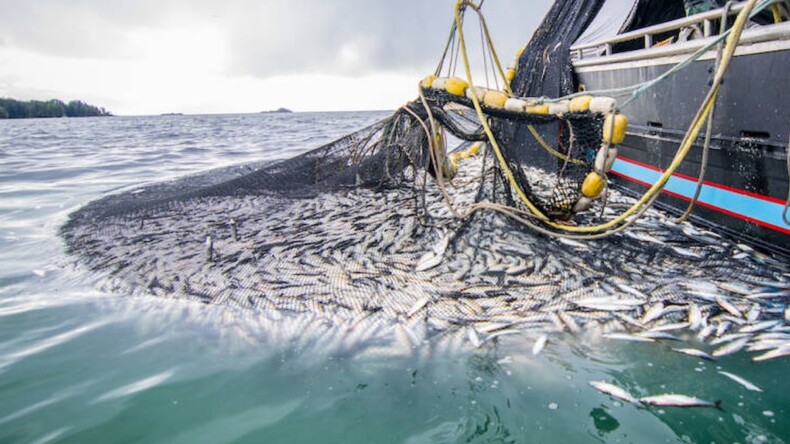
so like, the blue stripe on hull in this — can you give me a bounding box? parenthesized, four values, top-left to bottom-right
(611, 158, 790, 234)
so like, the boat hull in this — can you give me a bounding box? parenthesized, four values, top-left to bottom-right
(574, 34, 790, 256)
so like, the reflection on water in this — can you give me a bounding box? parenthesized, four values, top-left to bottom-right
(0, 113, 788, 443)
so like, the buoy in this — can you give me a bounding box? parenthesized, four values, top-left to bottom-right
(421, 75, 436, 89)
(466, 86, 487, 102)
(548, 101, 570, 116)
(589, 96, 617, 114)
(468, 143, 481, 155)
(603, 113, 628, 145)
(504, 98, 527, 112)
(442, 158, 457, 179)
(505, 68, 516, 83)
(483, 90, 508, 108)
(594, 144, 618, 173)
(516, 47, 525, 59)
(569, 95, 593, 112)
(581, 171, 606, 198)
(573, 196, 594, 212)
(431, 77, 449, 90)
(445, 77, 469, 96)
(525, 104, 550, 115)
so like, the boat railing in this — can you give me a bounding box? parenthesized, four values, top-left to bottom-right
(570, 0, 788, 61)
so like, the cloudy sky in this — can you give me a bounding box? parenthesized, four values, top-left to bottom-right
(0, 0, 553, 115)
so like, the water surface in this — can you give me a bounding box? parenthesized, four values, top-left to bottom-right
(1, 112, 788, 443)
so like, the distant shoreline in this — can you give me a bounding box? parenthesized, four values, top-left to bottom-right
(260, 107, 293, 114)
(0, 98, 111, 119)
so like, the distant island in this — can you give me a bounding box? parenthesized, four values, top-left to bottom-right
(0, 98, 112, 119)
(261, 107, 292, 114)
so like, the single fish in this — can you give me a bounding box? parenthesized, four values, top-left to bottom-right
(697, 324, 716, 341)
(467, 327, 482, 348)
(532, 334, 548, 356)
(672, 348, 715, 360)
(719, 282, 752, 296)
(712, 336, 750, 357)
(558, 238, 588, 250)
(604, 333, 654, 343)
(746, 304, 761, 321)
(415, 251, 442, 272)
(639, 394, 721, 409)
(753, 345, 790, 362)
(740, 320, 781, 334)
(406, 297, 429, 318)
(688, 303, 703, 329)
(671, 246, 702, 258)
(616, 283, 649, 299)
(639, 331, 680, 341)
(718, 371, 762, 392)
(588, 381, 639, 404)
(716, 297, 742, 318)
(642, 302, 665, 324)
(649, 322, 690, 333)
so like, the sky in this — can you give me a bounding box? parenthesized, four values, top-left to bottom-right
(0, 0, 553, 115)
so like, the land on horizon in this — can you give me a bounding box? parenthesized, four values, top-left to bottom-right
(0, 98, 112, 119)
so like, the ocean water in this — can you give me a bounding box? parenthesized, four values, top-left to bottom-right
(1, 112, 788, 444)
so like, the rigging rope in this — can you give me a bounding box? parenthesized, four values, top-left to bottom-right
(674, 1, 734, 223)
(441, 0, 760, 237)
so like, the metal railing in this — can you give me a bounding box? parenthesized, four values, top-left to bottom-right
(570, 0, 786, 60)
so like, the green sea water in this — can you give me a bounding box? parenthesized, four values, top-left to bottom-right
(1, 113, 787, 443)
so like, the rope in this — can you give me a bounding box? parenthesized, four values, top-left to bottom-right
(560, 0, 774, 107)
(783, 131, 790, 225)
(674, 1, 733, 223)
(527, 124, 586, 166)
(451, 0, 758, 235)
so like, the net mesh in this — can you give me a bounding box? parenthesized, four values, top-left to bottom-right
(60, 0, 790, 350)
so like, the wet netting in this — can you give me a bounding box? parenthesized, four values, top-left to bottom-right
(62, 0, 790, 360)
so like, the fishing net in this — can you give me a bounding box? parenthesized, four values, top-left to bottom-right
(61, 0, 790, 358)
(62, 2, 648, 320)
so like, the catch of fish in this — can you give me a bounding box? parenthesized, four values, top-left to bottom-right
(62, 136, 790, 407)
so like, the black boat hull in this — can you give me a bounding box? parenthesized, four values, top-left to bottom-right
(574, 32, 790, 256)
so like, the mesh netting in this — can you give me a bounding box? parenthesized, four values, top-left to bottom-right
(60, 0, 790, 354)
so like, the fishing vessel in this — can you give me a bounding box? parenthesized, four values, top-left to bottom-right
(566, 0, 790, 256)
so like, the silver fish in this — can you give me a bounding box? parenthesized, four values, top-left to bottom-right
(588, 380, 639, 404)
(739, 320, 781, 334)
(532, 334, 548, 356)
(753, 345, 790, 362)
(718, 371, 762, 392)
(641, 302, 665, 324)
(415, 251, 442, 272)
(716, 297, 742, 318)
(406, 297, 429, 318)
(639, 394, 721, 409)
(672, 348, 715, 360)
(697, 324, 717, 341)
(604, 333, 654, 343)
(467, 327, 482, 348)
(688, 303, 703, 330)
(712, 336, 750, 357)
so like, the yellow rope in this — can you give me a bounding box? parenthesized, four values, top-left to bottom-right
(451, 0, 756, 234)
(772, 3, 782, 23)
(453, 1, 549, 220)
(526, 124, 586, 166)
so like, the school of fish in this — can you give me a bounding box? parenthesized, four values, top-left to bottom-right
(61, 145, 790, 379)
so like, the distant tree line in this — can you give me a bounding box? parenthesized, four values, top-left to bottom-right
(0, 98, 112, 119)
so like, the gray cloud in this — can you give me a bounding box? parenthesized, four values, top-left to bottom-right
(0, 0, 552, 76)
(222, 0, 554, 77)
